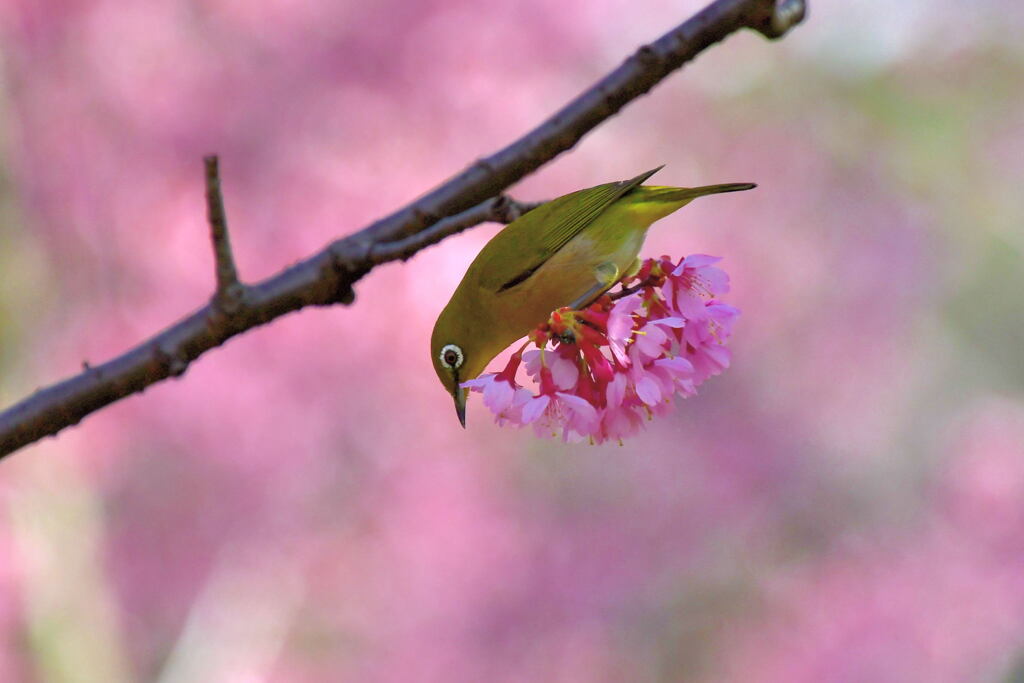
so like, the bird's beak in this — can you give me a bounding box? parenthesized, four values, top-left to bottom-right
(453, 384, 467, 428)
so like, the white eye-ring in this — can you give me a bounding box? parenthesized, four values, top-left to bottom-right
(439, 344, 464, 370)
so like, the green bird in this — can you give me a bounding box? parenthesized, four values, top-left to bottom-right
(431, 167, 754, 426)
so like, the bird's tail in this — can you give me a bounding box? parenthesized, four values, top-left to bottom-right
(639, 183, 757, 203)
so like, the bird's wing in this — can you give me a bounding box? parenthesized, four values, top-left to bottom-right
(475, 166, 663, 293)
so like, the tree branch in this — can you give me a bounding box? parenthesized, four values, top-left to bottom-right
(204, 155, 246, 312)
(368, 195, 545, 265)
(0, 0, 805, 458)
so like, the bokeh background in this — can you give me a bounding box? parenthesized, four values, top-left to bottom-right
(1, 0, 1023, 681)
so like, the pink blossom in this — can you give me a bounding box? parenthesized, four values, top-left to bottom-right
(462, 349, 537, 425)
(522, 391, 601, 442)
(632, 317, 685, 362)
(523, 348, 579, 391)
(681, 301, 739, 382)
(600, 403, 645, 443)
(607, 293, 643, 365)
(599, 373, 644, 443)
(650, 356, 697, 397)
(672, 254, 730, 294)
(468, 254, 739, 444)
(665, 254, 730, 318)
(462, 374, 536, 426)
(461, 374, 516, 414)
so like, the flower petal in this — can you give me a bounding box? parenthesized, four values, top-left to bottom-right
(699, 267, 730, 294)
(550, 354, 580, 391)
(556, 392, 599, 423)
(461, 375, 496, 391)
(521, 394, 551, 424)
(482, 377, 515, 413)
(651, 316, 686, 328)
(675, 254, 721, 273)
(655, 356, 694, 375)
(606, 372, 628, 408)
(522, 349, 543, 380)
(635, 375, 662, 406)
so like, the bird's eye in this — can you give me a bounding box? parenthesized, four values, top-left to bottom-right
(439, 344, 464, 370)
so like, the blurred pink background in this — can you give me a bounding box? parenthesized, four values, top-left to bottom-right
(2, 1, 1023, 681)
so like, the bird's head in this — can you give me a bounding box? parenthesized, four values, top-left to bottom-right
(430, 306, 491, 428)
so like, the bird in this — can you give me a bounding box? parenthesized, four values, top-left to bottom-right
(430, 166, 754, 427)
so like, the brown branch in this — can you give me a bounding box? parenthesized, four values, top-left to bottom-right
(368, 195, 545, 265)
(610, 280, 654, 301)
(204, 155, 246, 312)
(0, 0, 805, 458)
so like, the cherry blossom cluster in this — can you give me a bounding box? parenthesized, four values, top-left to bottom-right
(462, 254, 739, 444)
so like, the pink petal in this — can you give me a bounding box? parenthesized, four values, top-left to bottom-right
(608, 294, 642, 339)
(606, 372, 628, 408)
(461, 374, 496, 391)
(660, 280, 677, 312)
(610, 292, 643, 314)
(634, 324, 668, 359)
(703, 344, 731, 368)
(699, 267, 730, 294)
(707, 303, 740, 331)
(684, 318, 712, 346)
(647, 366, 675, 397)
(522, 349, 543, 380)
(610, 338, 630, 366)
(602, 405, 643, 441)
(635, 375, 662, 406)
(482, 378, 515, 413)
(607, 295, 642, 364)
(651, 316, 686, 328)
(521, 395, 551, 424)
(655, 356, 694, 375)
(674, 291, 709, 319)
(549, 354, 579, 391)
(674, 254, 721, 273)
(556, 392, 599, 425)
(496, 388, 536, 426)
